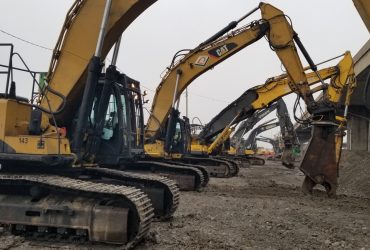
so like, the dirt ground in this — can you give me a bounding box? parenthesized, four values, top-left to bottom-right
(1, 150, 369, 250)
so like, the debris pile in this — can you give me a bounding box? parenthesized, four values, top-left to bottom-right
(338, 150, 370, 198)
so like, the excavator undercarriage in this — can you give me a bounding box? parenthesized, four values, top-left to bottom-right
(0, 174, 153, 245)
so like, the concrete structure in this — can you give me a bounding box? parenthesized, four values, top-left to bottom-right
(347, 39, 370, 151)
(347, 116, 370, 151)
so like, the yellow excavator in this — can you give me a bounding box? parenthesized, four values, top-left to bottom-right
(0, 0, 190, 246)
(144, 2, 356, 196)
(45, 2, 207, 193)
(237, 118, 298, 164)
(144, 2, 306, 177)
(189, 113, 273, 168)
(225, 102, 282, 165)
(196, 63, 347, 169)
(255, 136, 283, 159)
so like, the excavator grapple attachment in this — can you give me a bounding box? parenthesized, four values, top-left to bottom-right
(299, 124, 339, 197)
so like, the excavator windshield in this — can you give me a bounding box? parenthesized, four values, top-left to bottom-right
(80, 73, 144, 165)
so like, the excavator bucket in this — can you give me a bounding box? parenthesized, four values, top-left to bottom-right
(299, 124, 340, 197)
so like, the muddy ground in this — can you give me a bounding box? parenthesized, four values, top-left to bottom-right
(1, 150, 369, 250)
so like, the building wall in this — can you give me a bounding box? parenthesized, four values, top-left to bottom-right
(348, 116, 370, 151)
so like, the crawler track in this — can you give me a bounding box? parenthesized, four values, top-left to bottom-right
(245, 156, 265, 165)
(212, 157, 240, 177)
(0, 174, 154, 248)
(165, 161, 210, 187)
(179, 156, 235, 178)
(124, 161, 205, 191)
(75, 168, 180, 219)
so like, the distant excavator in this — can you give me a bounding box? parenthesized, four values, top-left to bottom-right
(255, 136, 283, 158)
(191, 100, 289, 167)
(239, 118, 299, 167)
(224, 98, 300, 168)
(237, 119, 280, 154)
(230, 102, 280, 156)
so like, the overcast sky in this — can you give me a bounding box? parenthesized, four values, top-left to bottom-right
(0, 0, 368, 147)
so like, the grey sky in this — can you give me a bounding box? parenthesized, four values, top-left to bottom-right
(0, 0, 368, 147)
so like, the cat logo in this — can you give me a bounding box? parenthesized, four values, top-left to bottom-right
(194, 55, 209, 66)
(208, 43, 238, 58)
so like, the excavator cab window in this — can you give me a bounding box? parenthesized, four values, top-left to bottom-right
(173, 122, 182, 143)
(169, 117, 192, 155)
(87, 81, 131, 166)
(170, 121, 184, 153)
(101, 95, 118, 141)
(89, 91, 122, 142)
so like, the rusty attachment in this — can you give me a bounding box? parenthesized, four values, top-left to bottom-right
(299, 124, 339, 197)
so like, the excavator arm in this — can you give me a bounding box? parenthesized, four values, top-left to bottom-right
(275, 99, 300, 167)
(206, 121, 237, 155)
(145, 2, 313, 143)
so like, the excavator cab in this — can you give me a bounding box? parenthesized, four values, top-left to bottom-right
(173, 116, 192, 155)
(78, 71, 145, 166)
(163, 114, 191, 156)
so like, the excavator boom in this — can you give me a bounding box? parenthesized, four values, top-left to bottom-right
(40, 0, 157, 125)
